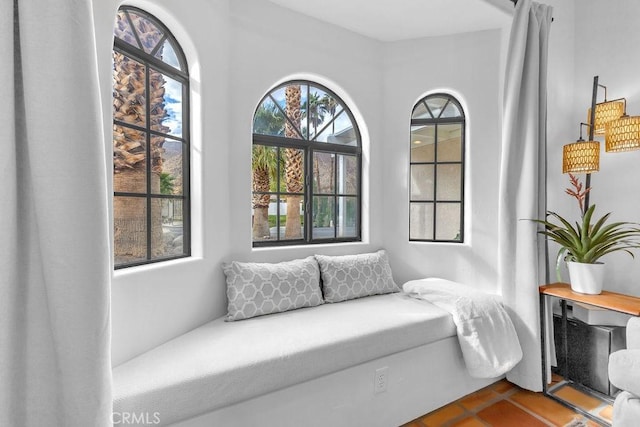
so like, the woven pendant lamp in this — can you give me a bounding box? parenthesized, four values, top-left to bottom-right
(587, 100, 625, 135)
(605, 114, 640, 152)
(563, 140, 600, 173)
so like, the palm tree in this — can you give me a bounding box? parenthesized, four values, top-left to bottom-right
(284, 85, 304, 239)
(252, 104, 285, 240)
(252, 146, 279, 239)
(304, 92, 327, 138)
(321, 94, 338, 134)
(160, 172, 175, 195)
(113, 10, 170, 260)
(253, 101, 285, 136)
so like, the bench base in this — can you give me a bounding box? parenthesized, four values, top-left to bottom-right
(172, 336, 498, 427)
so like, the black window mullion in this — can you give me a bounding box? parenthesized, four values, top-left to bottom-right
(114, 192, 146, 198)
(334, 198, 340, 239)
(254, 134, 310, 150)
(115, 191, 186, 200)
(145, 65, 152, 262)
(432, 123, 438, 240)
(311, 108, 344, 142)
(277, 147, 281, 241)
(113, 191, 186, 200)
(357, 154, 361, 240)
(269, 94, 305, 140)
(305, 147, 312, 242)
(124, 10, 144, 51)
(306, 85, 310, 141)
(113, 119, 186, 144)
(149, 34, 168, 57)
(438, 100, 450, 119)
(460, 127, 465, 242)
(181, 73, 191, 255)
(307, 139, 358, 155)
(411, 117, 463, 126)
(424, 101, 434, 119)
(334, 153, 339, 238)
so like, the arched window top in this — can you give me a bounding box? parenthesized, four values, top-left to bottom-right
(253, 81, 360, 147)
(114, 6, 186, 72)
(412, 94, 464, 121)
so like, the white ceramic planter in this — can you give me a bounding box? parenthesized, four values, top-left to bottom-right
(567, 261, 605, 294)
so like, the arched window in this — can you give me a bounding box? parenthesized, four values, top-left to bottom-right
(252, 81, 361, 246)
(112, 7, 190, 268)
(410, 94, 465, 242)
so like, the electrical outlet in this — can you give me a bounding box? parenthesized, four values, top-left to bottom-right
(374, 367, 388, 394)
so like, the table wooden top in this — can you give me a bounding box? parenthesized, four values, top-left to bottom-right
(540, 282, 640, 316)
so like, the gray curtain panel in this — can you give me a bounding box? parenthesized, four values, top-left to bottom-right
(497, 0, 553, 392)
(0, 1, 112, 426)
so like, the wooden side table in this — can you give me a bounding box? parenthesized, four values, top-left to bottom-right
(539, 283, 640, 426)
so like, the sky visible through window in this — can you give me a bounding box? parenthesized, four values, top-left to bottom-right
(163, 76, 182, 137)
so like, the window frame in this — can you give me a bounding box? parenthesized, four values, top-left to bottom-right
(252, 80, 362, 247)
(112, 6, 191, 269)
(409, 93, 465, 243)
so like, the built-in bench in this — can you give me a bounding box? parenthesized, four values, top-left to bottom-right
(112, 292, 497, 426)
(113, 252, 501, 426)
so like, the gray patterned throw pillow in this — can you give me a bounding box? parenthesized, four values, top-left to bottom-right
(315, 250, 399, 303)
(223, 256, 323, 321)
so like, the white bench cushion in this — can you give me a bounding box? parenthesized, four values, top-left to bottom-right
(113, 293, 455, 425)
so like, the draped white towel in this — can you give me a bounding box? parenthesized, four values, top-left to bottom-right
(403, 278, 523, 378)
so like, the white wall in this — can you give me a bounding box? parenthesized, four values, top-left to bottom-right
(226, 0, 385, 263)
(569, 0, 640, 295)
(543, 0, 640, 296)
(380, 29, 506, 293)
(93, 0, 231, 366)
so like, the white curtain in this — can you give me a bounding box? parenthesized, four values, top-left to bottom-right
(0, 1, 112, 426)
(498, 0, 553, 392)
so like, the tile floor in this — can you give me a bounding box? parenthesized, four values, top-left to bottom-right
(401, 378, 612, 427)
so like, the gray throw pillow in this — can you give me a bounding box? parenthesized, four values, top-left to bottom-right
(315, 250, 399, 303)
(223, 256, 323, 321)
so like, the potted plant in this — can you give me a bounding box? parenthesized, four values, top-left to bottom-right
(532, 174, 640, 294)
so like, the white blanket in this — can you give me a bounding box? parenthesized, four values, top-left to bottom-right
(403, 278, 522, 378)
